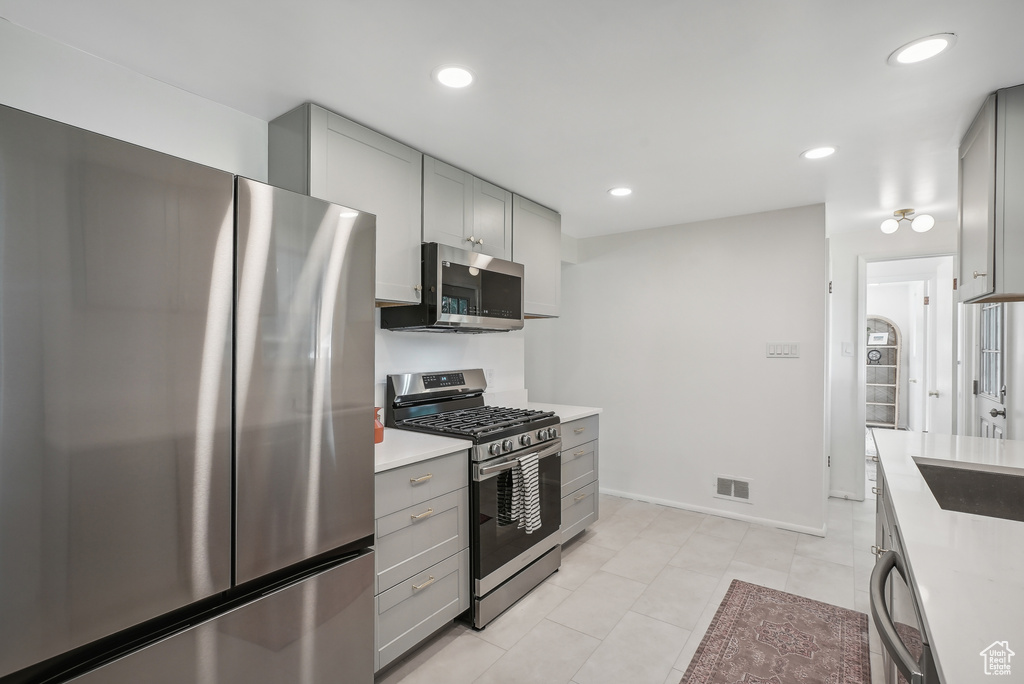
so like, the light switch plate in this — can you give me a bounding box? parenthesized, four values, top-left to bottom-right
(766, 342, 800, 358)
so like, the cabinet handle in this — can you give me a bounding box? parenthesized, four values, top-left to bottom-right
(574, 493, 587, 502)
(466, 236, 477, 244)
(573, 427, 585, 434)
(871, 486, 881, 496)
(412, 575, 436, 591)
(413, 285, 423, 292)
(409, 473, 433, 484)
(973, 270, 988, 279)
(870, 455, 879, 463)
(477, 238, 484, 245)
(870, 545, 890, 557)
(410, 507, 433, 521)
(574, 450, 586, 457)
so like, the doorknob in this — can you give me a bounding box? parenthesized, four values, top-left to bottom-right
(928, 391, 940, 397)
(990, 408, 1007, 418)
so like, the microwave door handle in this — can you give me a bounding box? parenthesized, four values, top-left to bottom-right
(476, 440, 562, 480)
(870, 549, 928, 684)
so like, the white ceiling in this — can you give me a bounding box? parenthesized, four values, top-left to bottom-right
(3, 0, 1024, 238)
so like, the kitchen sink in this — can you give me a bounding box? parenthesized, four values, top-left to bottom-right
(914, 459, 1024, 523)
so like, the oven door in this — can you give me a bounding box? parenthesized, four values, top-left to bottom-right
(472, 439, 561, 594)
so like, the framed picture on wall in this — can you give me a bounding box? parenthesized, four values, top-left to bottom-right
(868, 332, 888, 345)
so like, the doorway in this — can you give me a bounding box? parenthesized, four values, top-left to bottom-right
(863, 255, 957, 492)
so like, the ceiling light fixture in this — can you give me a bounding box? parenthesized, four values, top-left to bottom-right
(880, 208, 934, 234)
(608, 187, 632, 197)
(887, 33, 957, 66)
(802, 146, 836, 160)
(433, 65, 474, 88)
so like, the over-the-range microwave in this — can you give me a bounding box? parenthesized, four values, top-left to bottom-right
(380, 242, 524, 333)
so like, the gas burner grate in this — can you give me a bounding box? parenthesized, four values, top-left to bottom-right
(398, 406, 555, 438)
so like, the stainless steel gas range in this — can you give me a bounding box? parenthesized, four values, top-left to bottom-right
(386, 369, 561, 629)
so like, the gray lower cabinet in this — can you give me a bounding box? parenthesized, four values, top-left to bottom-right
(559, 415, 600, 543)
(268, 103, 423, 305)
(374, 450, 470, 673)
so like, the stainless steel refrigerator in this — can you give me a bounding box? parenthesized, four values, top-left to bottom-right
(0, 104, 375, 683)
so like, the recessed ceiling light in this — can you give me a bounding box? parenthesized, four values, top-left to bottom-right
(608, 187, 632, 197)
(433, 65, 474, 88)
(802, 146, 836, 160)
(888, 33, 957, 66)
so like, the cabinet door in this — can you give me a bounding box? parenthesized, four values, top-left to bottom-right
(423, 156, 473, 251)
(317, 108, 423, 305)
(959, 94, 996, 302)
(513, 194, 561, 316)
(473, 178, 512, 259)
(269, 103, 423, 305)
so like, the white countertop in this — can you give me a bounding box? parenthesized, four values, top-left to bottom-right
(374, 428, 472, 473)
(527, 402, 602, 424)
(872, 430, 1024, 684)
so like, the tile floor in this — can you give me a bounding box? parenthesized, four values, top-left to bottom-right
(375, 493, 884, 684)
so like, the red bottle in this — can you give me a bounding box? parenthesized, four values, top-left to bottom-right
(374, 407, 385, 444)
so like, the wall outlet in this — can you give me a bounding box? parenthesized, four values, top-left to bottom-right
(485, 368, 495, 383)
(766, 342, 800, 358)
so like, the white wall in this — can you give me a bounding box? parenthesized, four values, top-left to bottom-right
(827, 223, 957, 499)
(0, 19, 267, 179)
(526, 205, 828, 534)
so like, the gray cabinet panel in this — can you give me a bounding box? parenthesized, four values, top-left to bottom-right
(561, 441, 598, 498)
(560, 415, 600, 452)
(375, 488, 468, 594)
(423, 156, 511, 259)
(561, 481, 599, 543)
(374, 450, 468, 518)
(376, 549, 470, 672)
(512, 194, 561, 317)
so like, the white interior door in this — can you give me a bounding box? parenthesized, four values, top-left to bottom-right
(975, 302, 1007, 438)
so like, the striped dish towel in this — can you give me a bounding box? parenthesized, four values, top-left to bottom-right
(514, 451, 542, 533)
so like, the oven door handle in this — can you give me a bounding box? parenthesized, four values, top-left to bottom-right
(870, 549, 933, 684)
(475, 440, 561, 481)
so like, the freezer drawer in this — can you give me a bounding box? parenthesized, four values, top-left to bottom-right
(234, 178, 376, 584)
(69, 552, 374, 684)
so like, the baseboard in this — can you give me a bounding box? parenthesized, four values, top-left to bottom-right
(828, 489, 865, 502)
(599, 487, 827, 538)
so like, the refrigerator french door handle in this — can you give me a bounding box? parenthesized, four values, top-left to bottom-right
(870, 549, 933, 684)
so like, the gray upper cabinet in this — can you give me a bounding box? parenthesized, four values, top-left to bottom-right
(269, 103, 423, 305)
(423, 155, 511, 259)
(958, 85, 1024, 303)
(513, 195, 561, 317)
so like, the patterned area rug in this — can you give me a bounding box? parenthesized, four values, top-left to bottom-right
(681, 580, 870, 684)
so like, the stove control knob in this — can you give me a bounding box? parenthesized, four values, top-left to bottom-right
(520, 435, 532, 447)
(549, 427, 558, 439)
(489, 443, 502, 456)
(502, 439, 514, 452)
(536, 428, 548, 440)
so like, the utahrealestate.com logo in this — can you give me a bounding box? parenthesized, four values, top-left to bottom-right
(981, 641, 1015, 676)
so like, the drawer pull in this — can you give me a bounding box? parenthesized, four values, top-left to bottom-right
(871, 545, 890, 558)
(410, 508, 434, 521)
(574, 493, 588, 502)
(409, 473, 433, 484)
(412, 575, 436, 591)
(871, 486, 881, 497)
(573, 427, 585, 434)
(574, 450, 586, 457)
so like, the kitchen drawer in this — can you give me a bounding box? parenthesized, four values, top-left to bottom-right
(375, 450, 468, 518)
(560, 415, 599, 452)
(376, 548, 470, 672)
(375, 487, 468, 594)
(561, 440, 598, 498)
(561, 480, 599, 543)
